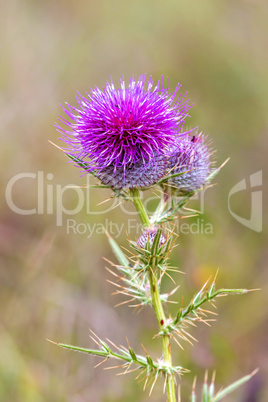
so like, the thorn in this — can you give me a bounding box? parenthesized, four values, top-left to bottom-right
(211, 370, 216, 384)
(163, 269, 176, 284)
(250, 368, 260, 377)
(149, 371, 159, 396)
(181, 328, 198, 343)
(117, 366, 140, 375)
(103, 229, 111, 238)
(141, 344, 149, 356)
(165, 300, 178, 305)
(212, 268, 219, 284)
(103, 256, 130, 269)
(192, 375, 197, 393)
(165, 267, 185, 274)
(106, 280, 125, 289)
(120, 344, 129, 353)
(200, 277, 212, 294)
(48, 140, 64, 151)
(46, 338, 58, 345)
(204, 369, 208, 384)
(110, 199, 125, 211)
(89, 335, 101, 347)
(118, 363, 134, 376)
(143, 373, 150, 390)
(94, 358, 108, 368)
(133, 304, 145, 313)
(218, 157, 230, 170)
(172, 335, 184, 350)
(104, 363, 127, 370)
(209, 301, 217, 309)
(126, 337, 130, 348)
(89, 329, 102, 346)
(114, 298, 136, 308)
(163, 372, 167, 394)
(198, 317, 212, 327)
(121, 246, 137, 258)
(135, 367, 146, 381)
(178, 384, 181, 402)
(200, 308, 218, 316)
(97, 197, 114, 206)
(105, 266, 120, 278)
(105, 338, 121, 352)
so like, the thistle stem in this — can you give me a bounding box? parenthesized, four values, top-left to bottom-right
(151, 192, 170, 224)
(130, 188, 176, 402)
(130, 188, 151, 227)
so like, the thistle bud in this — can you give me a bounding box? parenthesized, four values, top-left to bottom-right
(137, 226, 167, 249)
(167, 132, 213, 194)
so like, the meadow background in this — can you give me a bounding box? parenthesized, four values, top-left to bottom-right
(1, 1, 267, 401)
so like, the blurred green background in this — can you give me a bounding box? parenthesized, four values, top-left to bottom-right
(1, 0, 267, 401)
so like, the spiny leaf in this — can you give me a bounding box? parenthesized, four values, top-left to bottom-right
(213, 369, 258, 401)
(49, 336, 189, 394)
(106, 231, 130, 268)
(161, 280, 249, 343)
(190, 369, 257, 402)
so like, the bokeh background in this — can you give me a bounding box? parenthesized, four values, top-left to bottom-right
(1, 0, 267, 401)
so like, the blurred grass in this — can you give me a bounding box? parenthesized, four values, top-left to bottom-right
(1, 0, 267, 400)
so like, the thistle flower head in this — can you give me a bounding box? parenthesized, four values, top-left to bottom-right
(137, 226, 167, 249)
(167, 132, 213, 194)
(96, 153, 168, 189)
(56, 75, 192, 189)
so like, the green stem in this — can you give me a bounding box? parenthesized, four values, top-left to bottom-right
(151, 192, 170, 224)
(130, 188, 176, 402)
(130, 188, 151, 227)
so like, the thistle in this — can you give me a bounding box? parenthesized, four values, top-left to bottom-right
(137, 226, 167, 249)
(165, 132, 213, 195)
(53, 75, 256, 401)
(55, 75, 192, 189)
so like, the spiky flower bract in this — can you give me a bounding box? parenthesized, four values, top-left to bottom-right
(137, 226, 167, 249)
(96, 153, 168, 189)
(56, 75, 192, 189)
(167, 132, 213, 194)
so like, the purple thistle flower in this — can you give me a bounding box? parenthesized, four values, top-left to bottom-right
(137, 226, 167, 249)
(96, 153, 168, 189)
(56, 75, 192, 189)
(167, 132, 213, 194)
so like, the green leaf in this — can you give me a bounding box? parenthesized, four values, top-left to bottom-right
(54, 342, 108, 358)
(66, 153, 97, 175)
(191, 391, 196, 402)
(151, 228, 162, 256)
(146, 355, 154, 368)
(213, 370, 258, 401)
(106, 232, 130, 268)
(202, 382, 208, 402)
(128, 347, 137, 361)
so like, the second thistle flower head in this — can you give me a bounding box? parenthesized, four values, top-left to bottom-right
(56, 75, 192, 189)
(167, 132, 213, 194)
(137, 226, 167, 250)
